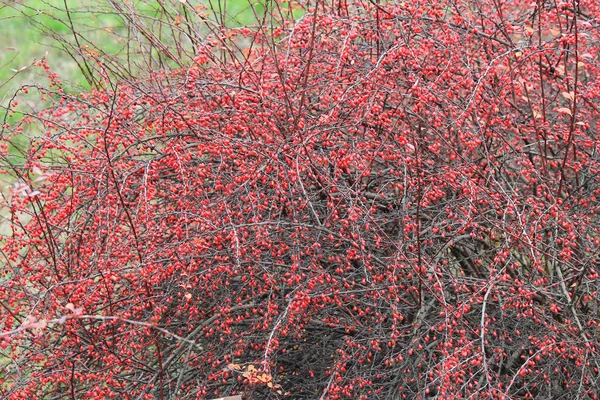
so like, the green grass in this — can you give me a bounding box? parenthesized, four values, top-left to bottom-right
(0, 0, 305, 107)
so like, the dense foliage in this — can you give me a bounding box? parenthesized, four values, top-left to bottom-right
(2, 0, 600, 398)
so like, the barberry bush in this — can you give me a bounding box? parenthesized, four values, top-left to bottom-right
(2, 0, 600, 398)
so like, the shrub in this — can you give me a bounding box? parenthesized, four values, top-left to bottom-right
(2, 0, 600, 399)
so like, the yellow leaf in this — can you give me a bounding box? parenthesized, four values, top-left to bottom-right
(561, 92, 575, 101)
(227, 363, 241, 370)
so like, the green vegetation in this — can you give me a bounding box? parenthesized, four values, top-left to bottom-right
(0, 0, 302, 98)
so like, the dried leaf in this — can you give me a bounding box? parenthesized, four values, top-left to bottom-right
(557, 107, 572, 116)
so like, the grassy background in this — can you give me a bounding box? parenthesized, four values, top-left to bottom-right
(1, 1, 119, 94)
(0, 0, 299, 96)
